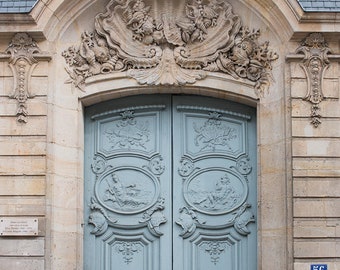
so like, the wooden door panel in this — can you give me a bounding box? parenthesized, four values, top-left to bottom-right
(84, 95, 172, 270)
(172, 96, 257, 270)
(84, 95, 257, 270)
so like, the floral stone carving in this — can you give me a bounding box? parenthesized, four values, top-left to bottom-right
(296, 33, 331, 128)
(115, 241, 142, 264)
(62, 0, 278, 95)
(201, 241, 227, 265)
(193, 111, 238, 152)
(176, 206, 205, 238)
(88, 197, 117, 236)
(0, 33, 51, 123)
(104, 110, 151, 150)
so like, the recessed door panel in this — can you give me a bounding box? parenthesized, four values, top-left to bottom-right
(172, 96, 257, 270)
(84, 95, 257, 270)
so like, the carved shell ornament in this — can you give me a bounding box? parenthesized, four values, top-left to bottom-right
(62, 0, 278, 95)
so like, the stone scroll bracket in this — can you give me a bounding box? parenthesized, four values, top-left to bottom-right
(0, 33, 51, 123)
(287, 33, 340, 128)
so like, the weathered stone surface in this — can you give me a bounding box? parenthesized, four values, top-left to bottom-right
(0, 176, 45, 196)
(292, 99, 340, 118)
(293, 157, 340, 172)
(294, 198, 340, 217)
(0, 156, 46, 175)
(0, 136, 46, 155)
(292, 119, 340, 137)
(0, 197, 45, 216)
(292, 138, 340, 157)
(294, 178, 340, 197)
(291, 78, 308, 98)
(0, 238, 44, 256)
(294, 219, 340, 238)
(0, 116, 46, 136)
(0, 258, 44, 270)
(294, 240, 340, 258)
(30, 76, 49, 96)
(0, 97, 48, 116)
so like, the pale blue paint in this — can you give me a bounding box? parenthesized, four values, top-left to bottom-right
(84, 95, 257, 270)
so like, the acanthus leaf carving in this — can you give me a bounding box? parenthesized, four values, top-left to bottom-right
(62, 0, 278, 95)
(139, 197, 167, 236)
(227, 203, 255, 236)
(296, 33, 331, 128)
(176, 206, 205, 238)
(88, 197, 117, 236)
(0, 33, 51, 123)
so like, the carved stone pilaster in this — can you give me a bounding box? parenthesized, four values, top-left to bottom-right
(0, 33, 51, 123)
(296, 33, 331, 128)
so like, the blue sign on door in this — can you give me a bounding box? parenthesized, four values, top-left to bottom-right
(311, 264, 328, 270)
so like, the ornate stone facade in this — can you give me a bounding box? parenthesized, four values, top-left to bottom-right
(0, 0, 339, 270)
(62, 0, 278, 96)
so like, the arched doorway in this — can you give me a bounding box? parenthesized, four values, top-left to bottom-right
(83, 94, 257, 270)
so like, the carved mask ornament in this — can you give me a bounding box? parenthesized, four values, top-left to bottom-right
(62, 0, 278, 96)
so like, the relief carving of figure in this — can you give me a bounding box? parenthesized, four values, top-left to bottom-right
(103, 173, 150, 208)
(192, 173, 240, 210)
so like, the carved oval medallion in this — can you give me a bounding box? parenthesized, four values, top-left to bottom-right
(184, 168, 248, 215)
(95, 167, 160, 214)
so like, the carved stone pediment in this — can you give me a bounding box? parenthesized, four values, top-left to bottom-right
(62, 0, 278, 96)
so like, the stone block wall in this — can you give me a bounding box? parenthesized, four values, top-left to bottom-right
(0, 45, 49, 269)
(289, 37, 340, 269)
(0, 1, 339, 268)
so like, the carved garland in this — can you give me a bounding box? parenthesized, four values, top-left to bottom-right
(62, 0, 278, 96)
(0, 33, 51, 123)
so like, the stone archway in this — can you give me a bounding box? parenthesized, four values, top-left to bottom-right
(47, 0, 291, 269)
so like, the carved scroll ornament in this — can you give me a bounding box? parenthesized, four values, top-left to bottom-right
(296, 33, 331, 128)
(62, 0, 278, 96)
(0, 33, 51, 123)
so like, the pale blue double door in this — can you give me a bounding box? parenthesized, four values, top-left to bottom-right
(84, 95, 257, 270)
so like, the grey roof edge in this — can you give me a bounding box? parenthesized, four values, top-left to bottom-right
(0, 1, 39, 14)
(297, 0, 340, 12)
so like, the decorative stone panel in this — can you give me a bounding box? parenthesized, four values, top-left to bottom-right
(62, 0, 278, 96)
(0, 33, 51, 123)
(288, 32, 340, 127)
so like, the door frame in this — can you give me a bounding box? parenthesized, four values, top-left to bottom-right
(46, 74, 292, 269)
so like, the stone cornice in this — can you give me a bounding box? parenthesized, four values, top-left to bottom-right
(0, 0, 340, 41)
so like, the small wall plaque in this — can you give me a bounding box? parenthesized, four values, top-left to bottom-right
(0, 217, 38, 236)
(311, 264, 328, 270)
